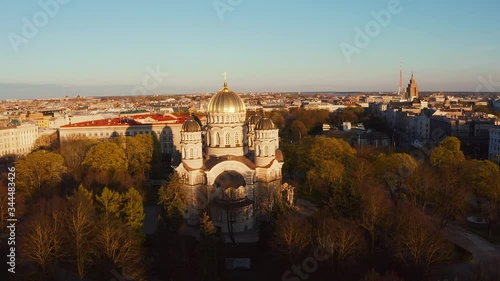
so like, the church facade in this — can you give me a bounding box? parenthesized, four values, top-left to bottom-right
(175, 80, 284, 233)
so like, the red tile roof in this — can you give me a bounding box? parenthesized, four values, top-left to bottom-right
(61, 113, 192, 128)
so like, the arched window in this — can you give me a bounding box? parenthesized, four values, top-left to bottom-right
(189, 148, 194, 159)
(182, 148, 186, 159)
(215, 132, 220, 146)
(225, 133, 230, 146)
(235, 132, 239, 145)
(264, 145, 268, 156)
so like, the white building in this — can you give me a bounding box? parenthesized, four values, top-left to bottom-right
(489, 127, 500, 163)
(0, 123, 39, 157)
(408, 114, 430, 143)
(175, 81, 284, 234)
(59, 113, 194, 162)
(303, 103, 345, 112)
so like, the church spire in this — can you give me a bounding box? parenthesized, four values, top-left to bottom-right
(223, 72, 228, 88)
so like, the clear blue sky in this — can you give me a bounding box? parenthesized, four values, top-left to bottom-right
(1, 0, 499, 98)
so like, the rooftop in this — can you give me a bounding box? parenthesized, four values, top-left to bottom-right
(61, 113, 192, 128)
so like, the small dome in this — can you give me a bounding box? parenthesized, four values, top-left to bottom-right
(248, 114, 262, 125)
(207, 83, 246, 113)
(255, 117, 275, 130)
(181, 117, 201, 132)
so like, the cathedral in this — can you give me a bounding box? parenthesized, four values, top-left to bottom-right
(175, 79, 284, 234)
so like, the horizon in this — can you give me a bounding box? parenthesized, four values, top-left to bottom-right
(4, 89, 500, 102)
(1, 0, 500, 99)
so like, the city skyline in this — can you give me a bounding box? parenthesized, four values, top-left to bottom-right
(1, 0, 500, 99)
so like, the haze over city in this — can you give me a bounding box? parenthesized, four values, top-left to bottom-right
(1, 0, 500, 99)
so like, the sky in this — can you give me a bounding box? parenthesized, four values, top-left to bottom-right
(1, 0, 500, 99)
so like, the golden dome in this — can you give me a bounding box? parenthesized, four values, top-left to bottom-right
(255, 117, 275, 130)
(181, 116, 201, 132)
(207, 82, 246, 113)
(248, 114, 262, 125)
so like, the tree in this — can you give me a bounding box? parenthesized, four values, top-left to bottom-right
(430, 136, 464, 169)
(158, 172, 187, 220)
(67, 185, 96, 280)
(432, 180, 468, 229)
(481, 198, 500, 239)
(285, 120, 308, 143)
(350, 157, 375, 192)
(305, 137, 356, 168)
(404, 164, 438, 211)
(96, 187, 122, 221)
(274, 214, 312, 262)
(125, 134, 154, 179)
(20, 197, 66, 279)
(315, 217, 364, 266)
(95, 188, 144, 280)
(265, 110, 286, 129)
(463, 161, 500, 238)
(359, 186, 391, 253)
(96, 218, 144, 280)
(122, 187, 144, 232)
(326, 183, 362, 220)
(60, 136, 99, 182)
(462, 160, 499, 212)
(16, 150, 66, 198)
(21, 215, 61, 278)
(341, 110, 359, 123)
(302, 137, 356, 195)
(82, 141, 127, 185)
(375, 153, 418, 205)
(280, 142, 307, 182)
(34, 130, 59, 151)
(199, 212, 219, 279)
(396, 206, 451, 275)
(306, 158, 345, 194)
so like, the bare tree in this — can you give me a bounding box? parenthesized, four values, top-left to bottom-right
(396, 206, 451, 275)
(316, 217, 364, 266)
(274, 214, 312, 262)
(20, 197, 66, 278)
(97, 218, 144, 280)
(67, 186, 97, 280)
(21, 215, 60, 276)
(359, 186, 391, 254)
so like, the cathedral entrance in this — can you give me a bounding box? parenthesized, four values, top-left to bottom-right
(210, 171, 254, 239)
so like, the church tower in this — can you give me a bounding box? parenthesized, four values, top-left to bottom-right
(180, 116, 203, 169)
(254, 117, 279, 167)
(246, 114, 262, 152)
